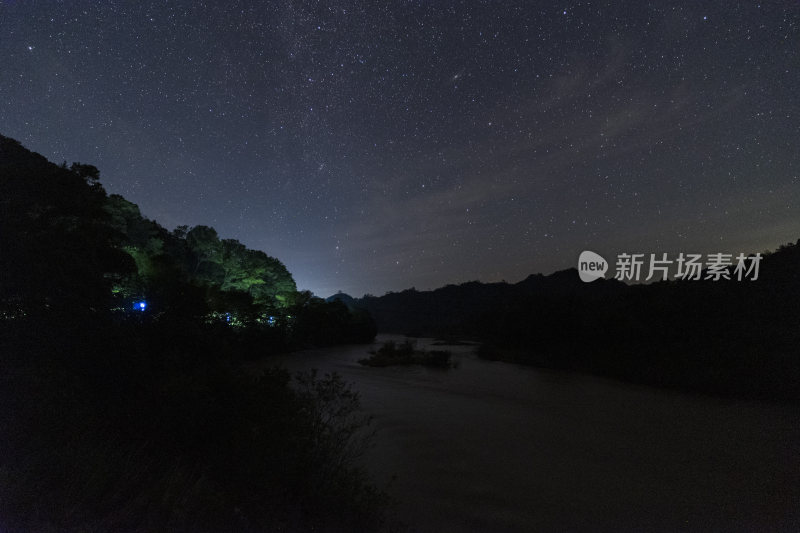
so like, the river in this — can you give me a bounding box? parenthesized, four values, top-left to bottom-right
(257, 335, 800, 532)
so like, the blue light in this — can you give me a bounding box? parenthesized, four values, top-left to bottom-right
(134, 301, 146, 311)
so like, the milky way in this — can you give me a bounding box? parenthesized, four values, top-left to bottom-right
(2, 1, 798, 296)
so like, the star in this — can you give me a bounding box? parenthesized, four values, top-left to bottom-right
(0, 1, 796, 297)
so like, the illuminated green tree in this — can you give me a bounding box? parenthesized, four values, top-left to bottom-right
(186, 225, 224, 281)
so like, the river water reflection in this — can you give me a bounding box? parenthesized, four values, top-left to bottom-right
(257, 335, 799, 532)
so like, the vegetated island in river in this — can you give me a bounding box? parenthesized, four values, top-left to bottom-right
(359, 339, 454, 368)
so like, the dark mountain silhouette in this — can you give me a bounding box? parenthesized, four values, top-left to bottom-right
(356, 270, 625, 338)
(326, 291, 357, 307)
(357, 245, 800, 401)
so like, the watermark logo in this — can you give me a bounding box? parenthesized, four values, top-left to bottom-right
(578, 250, 608, 282)
(577, 251, 762, 283)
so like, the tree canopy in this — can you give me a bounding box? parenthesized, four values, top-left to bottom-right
(1, 133, 375, 345)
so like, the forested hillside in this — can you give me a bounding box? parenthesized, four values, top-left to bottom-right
(0, 135, 383, 532)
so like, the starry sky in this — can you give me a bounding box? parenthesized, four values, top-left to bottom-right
(2, 1, 798, 297)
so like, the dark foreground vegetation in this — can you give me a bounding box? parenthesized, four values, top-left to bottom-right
(359, 340, 453, 368)
(358, 246, 800, 402)
(0, 135, 384, 531)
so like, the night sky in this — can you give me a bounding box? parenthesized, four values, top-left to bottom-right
(2, 1, 798, 297)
